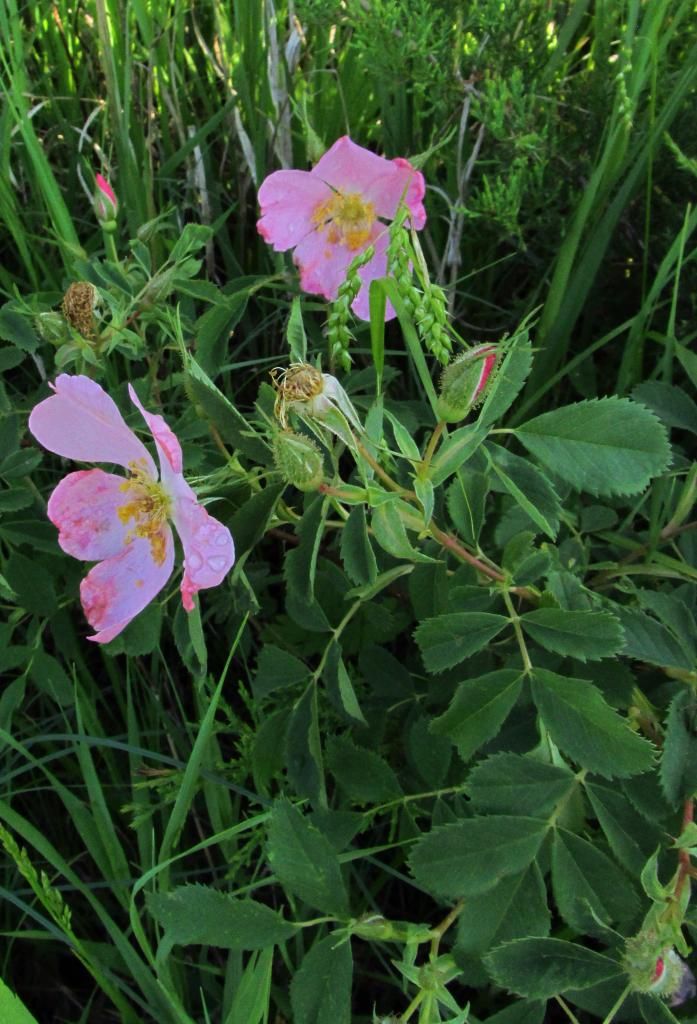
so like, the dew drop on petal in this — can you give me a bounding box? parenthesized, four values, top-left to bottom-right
(187, 550, 203, 571)
(206, 555, 228, 572)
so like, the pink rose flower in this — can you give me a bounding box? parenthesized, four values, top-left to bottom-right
(28, 375, 235, 644)
(257, 135, 426, 320)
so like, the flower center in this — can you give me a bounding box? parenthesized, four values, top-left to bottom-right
(313, 191, 376, 250)
(118, 462, 172, 565)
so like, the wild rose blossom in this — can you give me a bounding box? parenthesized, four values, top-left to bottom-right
(28, 375, 234, 643)
(257, 136, 426, 320)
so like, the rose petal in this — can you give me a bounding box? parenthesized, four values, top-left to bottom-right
(292, 228, 355, 302)
(172, 496, 235, 611)
(352, 229, 398, 321)
(29, 375, 156, 476)
(311, 136, 426, 227)
(128, 384, 183, 477)
(80, 530, 174, 644)
(257, 170, 332, 251)
(47, 469, 133, 561)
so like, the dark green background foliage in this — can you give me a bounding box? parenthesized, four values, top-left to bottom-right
(0, 1, 696, 1022)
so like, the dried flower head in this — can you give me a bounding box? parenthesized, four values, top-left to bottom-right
(62, 282, 98, 339)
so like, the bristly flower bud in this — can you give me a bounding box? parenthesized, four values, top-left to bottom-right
(94, 173, 118, 231)
(273, 430, 324, 491)
(436, 343, 499, 423)
(624, 933, 696, 1006)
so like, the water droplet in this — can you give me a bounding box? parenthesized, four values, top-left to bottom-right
(187, 551, 203, 571)
(215, 532, 229, 547)
(207, 555, 227, 572)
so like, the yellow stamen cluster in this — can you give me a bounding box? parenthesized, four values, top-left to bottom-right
(117, 462, 172, 565)
(270, 363, 325, 429)
(312, 191, 376, 250)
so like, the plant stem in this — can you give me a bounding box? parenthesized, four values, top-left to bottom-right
(503, 588, 533, 674)
(420, 420, 445, 472)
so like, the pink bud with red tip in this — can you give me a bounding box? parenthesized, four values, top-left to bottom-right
(94, 173, 118, 226)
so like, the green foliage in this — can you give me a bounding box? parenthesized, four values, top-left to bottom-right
(2, 0, 697, 1020)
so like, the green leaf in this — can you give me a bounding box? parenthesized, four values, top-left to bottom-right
(340, 505, 377, 586)
(520, 608, 624, 661)
(614, 607, 693, 671)
(409, 816, 548, 900)
(28, 650, 74, 706)
(429, 425, 487, 487)
(585, 780, 662, 875)
(516, 398, 671, 496)
(632, 381, 697, 436)
(487, 444, 561, 539)
(531, 669, 655, 779)
(169, 222, 214, 261)
(285, 685, 326, 807)
(0, 304, 38, 352)
(290, 933, 352, 1024)
(407, 715, 452, 787)
(287, 297, 307, 363)
(485, 938, 624, 999)
(195, 291, 248, 375)
(455, 862, 550, 956)
(146, 885, 298, 949)
(183, 353, 269, 463)
(414, 613, 509, 673)
(253, 644, 308, 698)
(430, 670, 524, 761)
(551, 830, 638, 932)
(327, 735, 402, 802)
(447, 470, 488, 545)
(371, 499, 432, 562)
(485, 1002, 546, 1024)
(5, 551, 57, 617)
(284, 495, 328, 606)
(468, 753, 576, 816)
(479, 330, 533, 428)
(0, 979, 40, 1024)
(659, 691, 697, 806)
(230, 482, 284, 557)
(266, 799, 350, 918)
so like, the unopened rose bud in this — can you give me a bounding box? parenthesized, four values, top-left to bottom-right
(94, 173, 118, 230)
(36, 311, 69, 347)
(273, 430, 324, 491)
(436, 343, 499, 423)
(624, 933, 696, 1005)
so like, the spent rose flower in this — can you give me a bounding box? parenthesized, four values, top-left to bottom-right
(257, 135, 426, 320)
(28, 375, 234, 643)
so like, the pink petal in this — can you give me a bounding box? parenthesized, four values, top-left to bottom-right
(311, 136, 426, 228)
(127, 385, 183, 477)
(352, 230, 397, 322)
(292, 229, 355, 302)
(47, 469, 133, 561)
(257, 170, 332, 251)
(96, 173, 117, 207)
(29, 375, 156, 476)
(173, 495, 234, 611)
(80, 530, 174, 644)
